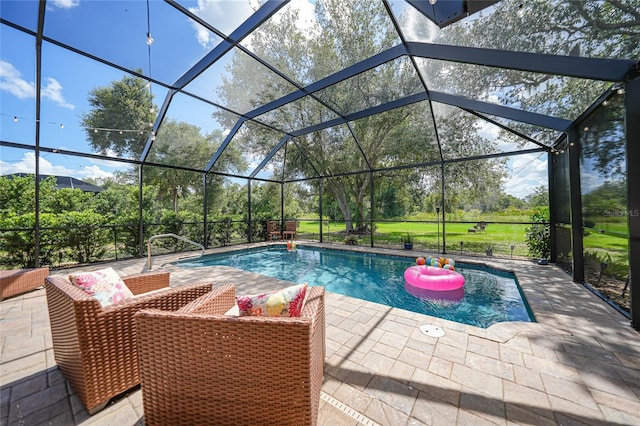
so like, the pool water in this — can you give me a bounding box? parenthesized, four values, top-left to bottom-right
(178, 246, 535, 328)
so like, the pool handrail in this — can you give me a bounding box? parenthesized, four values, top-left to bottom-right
(147, 234, 204, 270)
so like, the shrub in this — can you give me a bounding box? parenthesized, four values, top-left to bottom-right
(344, 235, 358, 245)
(212, 216, 234, 246)
(57, 211, 110, 264)
(0, 213, 60, 268)
(525, 208, 550, 259)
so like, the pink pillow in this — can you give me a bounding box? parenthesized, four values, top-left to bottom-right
(69, 267, 134, 307)
(236, 283, 308, 317)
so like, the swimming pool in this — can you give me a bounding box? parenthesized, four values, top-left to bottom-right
(178, 245, 535, 328)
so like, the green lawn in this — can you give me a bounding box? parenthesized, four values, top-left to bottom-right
(297, 220, 531, 257)
(296, 219, 629, 260)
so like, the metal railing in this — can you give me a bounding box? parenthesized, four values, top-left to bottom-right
(147, 233, 204, 270)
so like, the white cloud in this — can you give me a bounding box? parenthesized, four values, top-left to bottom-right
(51, 0, 79, 9)
(0, 151, 36, 174)
(288, 0, 316, 33)
(189, 0, 317, 49)
(402, 4, 438, 43)
(77, 164, 114, 180)
(41, 77, 75, 110)
(502, 153, 548, 199)
(87, 150, 127, 169)
(476, 119, 500, 140)
(188, 0, 256, 48)
(580, 170, 602, 194)
(0, 61, 75, 109)
(0, 152, 113, 181)
(0, 60, 35, 99)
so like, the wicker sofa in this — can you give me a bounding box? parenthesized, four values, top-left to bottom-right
(135, 284, 326, 426)
(0, 267, 49, 300)
(45, 271, 214, 414)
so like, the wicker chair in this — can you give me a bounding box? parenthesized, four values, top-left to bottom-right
(135, 284, 326, 426)
(45, 271, 213, 414)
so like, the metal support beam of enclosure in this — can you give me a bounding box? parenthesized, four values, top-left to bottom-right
(203, 175, 208, 248)
(319, 179, 324, 243)
(281, 183, 285, 231)
(138, 166, 145, 257)
(626, 78, 640, 331)
(33, 1, 46, 268)
(548, 150, 557, 264)
(568, 128, 584, 283)
(440, 163, 446, 255)
(370, 172, 374, 248)
(248, 180, 252, 243)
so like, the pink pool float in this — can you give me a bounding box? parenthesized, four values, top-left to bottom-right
(404, 265, 465, 292)
(404, 282, 465, 302)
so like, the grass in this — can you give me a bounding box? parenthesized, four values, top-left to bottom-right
(297, 219, 629, 261)
(298, 220, 529, 256)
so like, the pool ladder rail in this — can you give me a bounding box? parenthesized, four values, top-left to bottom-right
(147, 233, 204, 270)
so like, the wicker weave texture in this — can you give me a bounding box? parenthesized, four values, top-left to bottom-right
(0, 267, 49, 300)
(136, 285, 325, 425)
(45, 272, 213, 414)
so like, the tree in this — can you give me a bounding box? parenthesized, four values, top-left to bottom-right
(428, 0, 638, 159)
(434, 1, 638, 118)
(144, 119, 215, 212)
(213, 1, 465, 230)
(81, 71, 155, 158)
(81, 74, 247, 217)
(525, 186, 549, 209)
(580, 98, 626, 180)
(0, 175, 57, 216)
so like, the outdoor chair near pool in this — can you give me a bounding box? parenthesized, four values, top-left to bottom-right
(135, 284, 326, 425)
(283, 220, 298, 240)
(267, 220, 281, 240)
(44, 270, 214, 414)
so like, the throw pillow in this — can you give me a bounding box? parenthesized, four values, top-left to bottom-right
(69, 267, 134, 307)
(236, 283, 307, 317)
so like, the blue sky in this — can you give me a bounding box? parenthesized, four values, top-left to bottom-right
(0, 0, 549, 199)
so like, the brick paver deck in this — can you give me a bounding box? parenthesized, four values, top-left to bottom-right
(2, 242, 639, 425)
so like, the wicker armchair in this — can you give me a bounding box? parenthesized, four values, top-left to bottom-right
(135, 284, 326, 426)
(45, 271, 213, 414)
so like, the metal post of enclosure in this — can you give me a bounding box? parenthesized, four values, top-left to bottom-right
(548, 149, 557, 263)
(319, 179, 323, 243)
(440, 163, 446, 255)
(280, 182, 285, 232)
(138, 165, 144, 257)
(203, 174, 208, 249)
(626, 77, 640, 330)
(436, 206, 440, 253)
(568, 127, 584, 283)
(248, 180, 252, 243)
(370, 172, 374, 248)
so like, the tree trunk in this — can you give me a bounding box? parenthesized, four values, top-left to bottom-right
(327, 179, 354, 231)
(172, 189, 178, 213)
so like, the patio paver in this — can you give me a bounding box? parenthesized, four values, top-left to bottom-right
(1, 242, 639, 425)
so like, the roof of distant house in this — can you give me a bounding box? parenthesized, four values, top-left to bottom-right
(5, 173, 104, 193)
